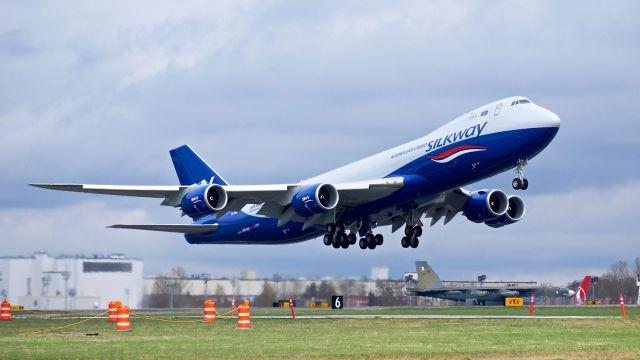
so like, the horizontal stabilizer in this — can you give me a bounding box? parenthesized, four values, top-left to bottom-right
(108, 223, 218, 234)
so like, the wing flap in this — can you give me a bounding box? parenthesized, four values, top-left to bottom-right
(108, 223, 218, 234)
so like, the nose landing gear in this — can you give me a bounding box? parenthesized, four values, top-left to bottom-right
(512, 159, 529, 190)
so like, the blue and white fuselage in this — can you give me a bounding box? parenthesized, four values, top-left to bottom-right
(33, 96, 560, 249)
(188, 97, 559, 244)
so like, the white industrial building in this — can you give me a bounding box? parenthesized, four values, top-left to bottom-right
(0, 252, 143, 310)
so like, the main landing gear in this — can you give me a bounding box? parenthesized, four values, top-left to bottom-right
(322, 223, 384, 250)
(512, 158, 529, 190)
(358, 233, 384, 250)
(400, 225, 422, 248)
(322, 222, 422, 250)
(323, 223, 357, 249)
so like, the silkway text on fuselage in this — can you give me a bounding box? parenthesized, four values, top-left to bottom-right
(390, 122, 488, 159)
(426, 121, 488, 152)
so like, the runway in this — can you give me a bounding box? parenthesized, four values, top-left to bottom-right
(253, 314, 612, 320)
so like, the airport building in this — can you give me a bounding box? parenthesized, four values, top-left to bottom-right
(0, 252, 143, 310)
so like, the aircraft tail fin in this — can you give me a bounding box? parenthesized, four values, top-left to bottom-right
(576, 275, 591, 304)
(415, 261, 444, 290)
(169, 145, 228, 186)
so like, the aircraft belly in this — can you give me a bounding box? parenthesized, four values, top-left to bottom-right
(191, 212, 322, 245)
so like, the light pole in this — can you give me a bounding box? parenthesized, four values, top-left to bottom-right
(591, 276, 599, 302)
(44, 271, 71, 309)
(61, 271, 70, 310)
(201, 273, 210, 300)
(167, 278, 177, 309)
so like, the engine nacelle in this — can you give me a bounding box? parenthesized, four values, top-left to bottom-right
(291, 183, 339, 218)
(485, 195, 525, 228)
(180, 184, 228, 218)
(463, 189, 509, 223)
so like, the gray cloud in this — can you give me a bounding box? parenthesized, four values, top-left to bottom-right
(1, 1, 639, 285)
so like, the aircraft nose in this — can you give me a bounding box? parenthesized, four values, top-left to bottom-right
(541, 108, 561, 128)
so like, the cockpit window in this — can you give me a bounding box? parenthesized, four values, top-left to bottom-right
(511, 99, 531, 106)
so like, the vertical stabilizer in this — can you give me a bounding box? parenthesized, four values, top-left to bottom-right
(415, 261, 444, 290)
(169, 145, 228, 186)
(576, 275, 591, 304)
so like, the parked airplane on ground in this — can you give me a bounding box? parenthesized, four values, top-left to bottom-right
(405, 261, 539, 305)
(556, 276, 592, 305)
(32, 96, 560, 249)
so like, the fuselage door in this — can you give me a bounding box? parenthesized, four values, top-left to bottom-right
(493, 103, 502, 116)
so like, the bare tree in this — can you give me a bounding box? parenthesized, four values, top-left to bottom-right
(598, 261, 636, 302)
(146, 267, 189, 308)
(254, 281, 278, 307)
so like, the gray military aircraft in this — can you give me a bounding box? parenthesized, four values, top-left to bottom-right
(405, 261, 540, 305)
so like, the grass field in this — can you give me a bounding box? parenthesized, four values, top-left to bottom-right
(1, 306, 638, 359)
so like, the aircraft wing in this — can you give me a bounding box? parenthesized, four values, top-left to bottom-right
(30, 184, 183, 199)
(31, 178, 405, 225)
(374, 188, 471, 233)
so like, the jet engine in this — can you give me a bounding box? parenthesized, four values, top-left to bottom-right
(180, 184, 228, 218)
(485, 195, 525, 228)
(463, 190, 508, 223)
(291, 183, 339, 218)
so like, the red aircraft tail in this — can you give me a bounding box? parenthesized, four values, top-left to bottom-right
(575, 275, 591, 304)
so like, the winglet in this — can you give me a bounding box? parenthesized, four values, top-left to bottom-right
(169, 145, 228, 186)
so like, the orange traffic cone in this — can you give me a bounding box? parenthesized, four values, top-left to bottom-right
(116, 305, 131, 332)
(203, 300, 216, 322)
(108, 300, 122, 322)
(1, 299, 11, 321)
(237, 299, 251, 329)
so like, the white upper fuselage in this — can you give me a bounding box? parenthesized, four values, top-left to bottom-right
(305, 96, 560, 184)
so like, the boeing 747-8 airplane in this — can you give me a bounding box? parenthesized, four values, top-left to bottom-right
(32, 96, 560, 250)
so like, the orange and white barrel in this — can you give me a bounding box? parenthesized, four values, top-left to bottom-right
(0, 299, 11, 321)
(116, 305, 131, 332)
(237, 300, 251, 329)
(108, 300, 122, 322)
(203, 299, 216, 322)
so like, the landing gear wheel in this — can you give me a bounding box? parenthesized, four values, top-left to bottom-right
(404, 226, 414, 237)
(367, 241, 376, 250)
(323, 234, 332, 246)
(326, 223, 336, 234)
(332, 234, 341, 246)
(359, 238, 367, 249)
(413, 226, 422, 238)
(337, 223, 345, 233)
(374, 234, 383, 246)
(512, 178, 522, 190)
(365, 233, 375, 245)
(401, 236, 410, 248)
(521, 178, 529, 190)
(347, 233, 357, 245)
(332, 241, 340, 248)
(410, 237, 419, 248)
(340, 240, 349, 249)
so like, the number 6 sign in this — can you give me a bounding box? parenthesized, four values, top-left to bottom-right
(332, 296, 343, 309)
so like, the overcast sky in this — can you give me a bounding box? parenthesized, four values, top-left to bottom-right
(1, 1, 639, 286)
